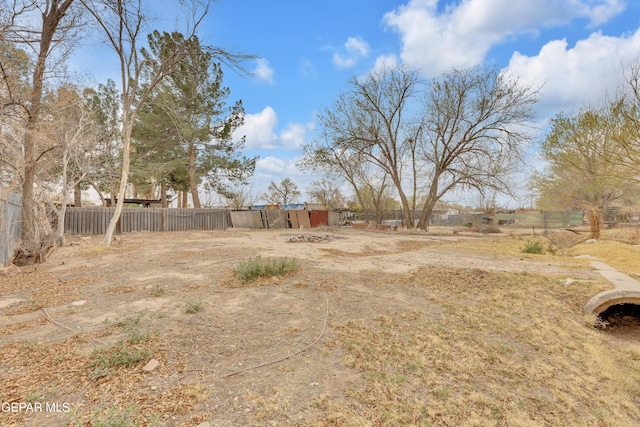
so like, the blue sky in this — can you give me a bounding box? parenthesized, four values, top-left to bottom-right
(72, 0, 640, 206)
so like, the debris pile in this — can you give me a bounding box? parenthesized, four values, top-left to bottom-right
(286, 234, 333, 243)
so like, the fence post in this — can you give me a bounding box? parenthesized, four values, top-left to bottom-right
(161, 208, 166, 232)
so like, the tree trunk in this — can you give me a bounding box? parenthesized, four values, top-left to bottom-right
(589, 206, 602, 239)
(182, 190, 189, 208)
(417, 180, 440, 231)
(188, 142, 201, 208)
(55, 150, 70, 247)
(161, 182, 168, 208)
(17, 0, 75, 263)
(74, 181, 82, 207)
(102, 122, 132, 245)
(390, 175, 413, 229)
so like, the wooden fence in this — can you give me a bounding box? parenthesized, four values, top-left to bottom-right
(64, 207, 230, 235)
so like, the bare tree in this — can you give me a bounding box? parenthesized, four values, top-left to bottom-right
(263, 178, 301, 205)
(312, 65, 423, 228)
(415, 67, 539, 230)
(300, 137, 393, 224)
(218, 184, 259, 209)
(307, 179, 346, 210)
(39, 84, 97, 246)
(1, 0, 84, 263)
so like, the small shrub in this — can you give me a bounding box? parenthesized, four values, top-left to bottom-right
(521, 240, 545, 254)
(88, 339, 152, 381)
(149, 285, 166, 297)
(234, 256, 300, 283)
(88, 404, 159, 427)
(185, 299, 203, 314)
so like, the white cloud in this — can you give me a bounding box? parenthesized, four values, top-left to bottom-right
(236, 106, 278, 150)
(256, 156, 303, 176)
(384, 0, 626, 77)
(505, 28, 640, 116)
(235, 106, 315, 150)
(371, 54, 399, 74)
(300, 57, 318, 79)
(281, 122, 315, 148)
(253, 58, 275, 84)
(578, 0, 626, 27)
(333, 36, 370, 68)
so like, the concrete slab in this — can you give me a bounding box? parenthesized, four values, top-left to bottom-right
(584, 261, 640, 315)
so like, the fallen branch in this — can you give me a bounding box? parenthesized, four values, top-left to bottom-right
(41, 308, 106, 345)
(564, 228, 582, 235)
(218, 291, 329, 379)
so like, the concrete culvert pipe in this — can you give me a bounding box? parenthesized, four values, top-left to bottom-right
(584, 261, 640, 320)
(595, 303, 640, 328)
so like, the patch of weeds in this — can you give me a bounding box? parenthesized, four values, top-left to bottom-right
(149, 285, 166, 297)
(234, 256, 300, 283)
(185, 299, 204, 314)
(88, 338, 152, 381)
(521, 240, 545, 254)
(104, 313, 143, 330)
(25, 391, 42, 404)
(128, 328, 151, 345)
(88, 403, 161, 427)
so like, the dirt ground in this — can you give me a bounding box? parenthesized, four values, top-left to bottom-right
(0, 226, 628, 426)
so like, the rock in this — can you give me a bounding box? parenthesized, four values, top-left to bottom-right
(585, 239, 597, 244)
(142, 358, 160, 373)
(70, 300, 87, 306)
(195, 423, 211, 427)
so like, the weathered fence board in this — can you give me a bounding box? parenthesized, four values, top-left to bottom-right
(289, 210, 311, 229)
(265, 210, 287, 229)
(0, 193, 21, 266)
(229, 210, 264, 229)
(64, 207, 229, 235)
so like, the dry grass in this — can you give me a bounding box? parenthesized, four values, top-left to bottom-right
(2, 228, 639, 425)
(567, 240, 640, 276)
(310, 267, 640, 426)
(602, 226, 640, 245)
(446, 234, 559, 260)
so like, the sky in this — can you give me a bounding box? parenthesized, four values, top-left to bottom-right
(72, 0, 640, 207)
